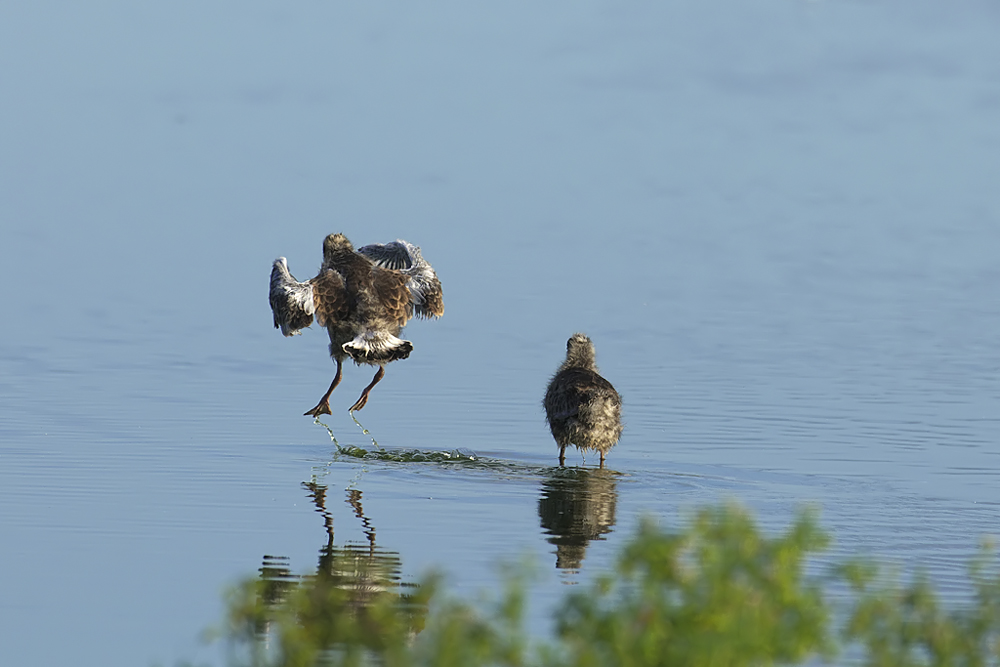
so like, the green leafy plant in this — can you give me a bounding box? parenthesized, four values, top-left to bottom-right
(551, 504, 832, 667)
(213, 503, 1000, 667)
(839, 540, 1000, 667)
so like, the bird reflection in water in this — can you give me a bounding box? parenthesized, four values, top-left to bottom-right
(538, 467, 619, 572)
(249, 481, 425, 650)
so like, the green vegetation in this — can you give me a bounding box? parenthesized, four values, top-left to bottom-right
(216, 503, 1000, 667)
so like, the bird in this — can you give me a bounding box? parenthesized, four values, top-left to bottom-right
(269, 233, 444, 416)
(543, 334, 622, 467)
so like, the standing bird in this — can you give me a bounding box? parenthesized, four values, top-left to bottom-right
(269, 233, 444, 416)
(544, 334, 623, 467)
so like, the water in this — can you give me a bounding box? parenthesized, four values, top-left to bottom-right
(2, 0, 1000, 664)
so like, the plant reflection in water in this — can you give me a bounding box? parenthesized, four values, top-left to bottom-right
(538, 467, 619, 572)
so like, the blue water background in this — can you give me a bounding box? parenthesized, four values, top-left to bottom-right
(2, 1, 1000, 664)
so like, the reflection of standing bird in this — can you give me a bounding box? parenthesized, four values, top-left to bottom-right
(538, 467, 619, 571)
(269, 233, 444, 415)
(544, 333, 622, 466)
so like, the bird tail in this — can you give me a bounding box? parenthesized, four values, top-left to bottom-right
(342, 331, 413, 364)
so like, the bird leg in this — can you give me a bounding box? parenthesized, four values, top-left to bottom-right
(599, 450, 606, 468)
(304, 358, 344, 417)
(348, 366, 385, 413)
(559, 445, 566, 467)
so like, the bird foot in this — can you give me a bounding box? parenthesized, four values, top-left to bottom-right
(304, 400, 333, 417)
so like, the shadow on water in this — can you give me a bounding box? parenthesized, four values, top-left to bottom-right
(538, 467, 619, 573)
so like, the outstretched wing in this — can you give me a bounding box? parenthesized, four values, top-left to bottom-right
(356, 239, 444, 319)
(370, 266, 413, 326)
(355, 240, 415, 270)
(270, 258, 315, 336)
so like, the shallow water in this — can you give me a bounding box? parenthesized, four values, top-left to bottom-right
(2, 0, 1000, 664)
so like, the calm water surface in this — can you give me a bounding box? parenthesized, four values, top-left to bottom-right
(2, 1, 1000, 665)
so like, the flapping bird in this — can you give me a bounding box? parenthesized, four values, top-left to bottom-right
(544, 334, 623, 467)
(269, 233, 444, 415)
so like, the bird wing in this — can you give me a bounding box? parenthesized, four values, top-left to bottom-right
(311, 268, 350, 327)
(357, 240, 444, 319)
(370, 266, 413, 326)
(356, 240, 415, 270)
(545, 369, 620, 421)
(545, 383, 586, 422)
(269, 257, 316, 336)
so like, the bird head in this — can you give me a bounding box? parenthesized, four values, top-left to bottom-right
(323, 233, 354, 256)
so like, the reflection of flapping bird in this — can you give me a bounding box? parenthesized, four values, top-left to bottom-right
(269, 233, 444, 415)
(544, 333, 623, 466)
(538, 467, 619, 571)
(303, 481, 410, 607)
(251, 481, 423, 650)
(256, 554, 297, 634)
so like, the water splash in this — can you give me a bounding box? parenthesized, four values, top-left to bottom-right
(313, 415, 482, 464)
(333, 444, 480, 464)
(350, 411, 380, 450)
(312, 417, 340, 447)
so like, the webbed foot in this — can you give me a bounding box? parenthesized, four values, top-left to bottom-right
(304, 400, 333, 417)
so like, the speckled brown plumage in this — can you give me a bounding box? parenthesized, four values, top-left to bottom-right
(269, 233, 444, 415)
(544, 333, 623, 467)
